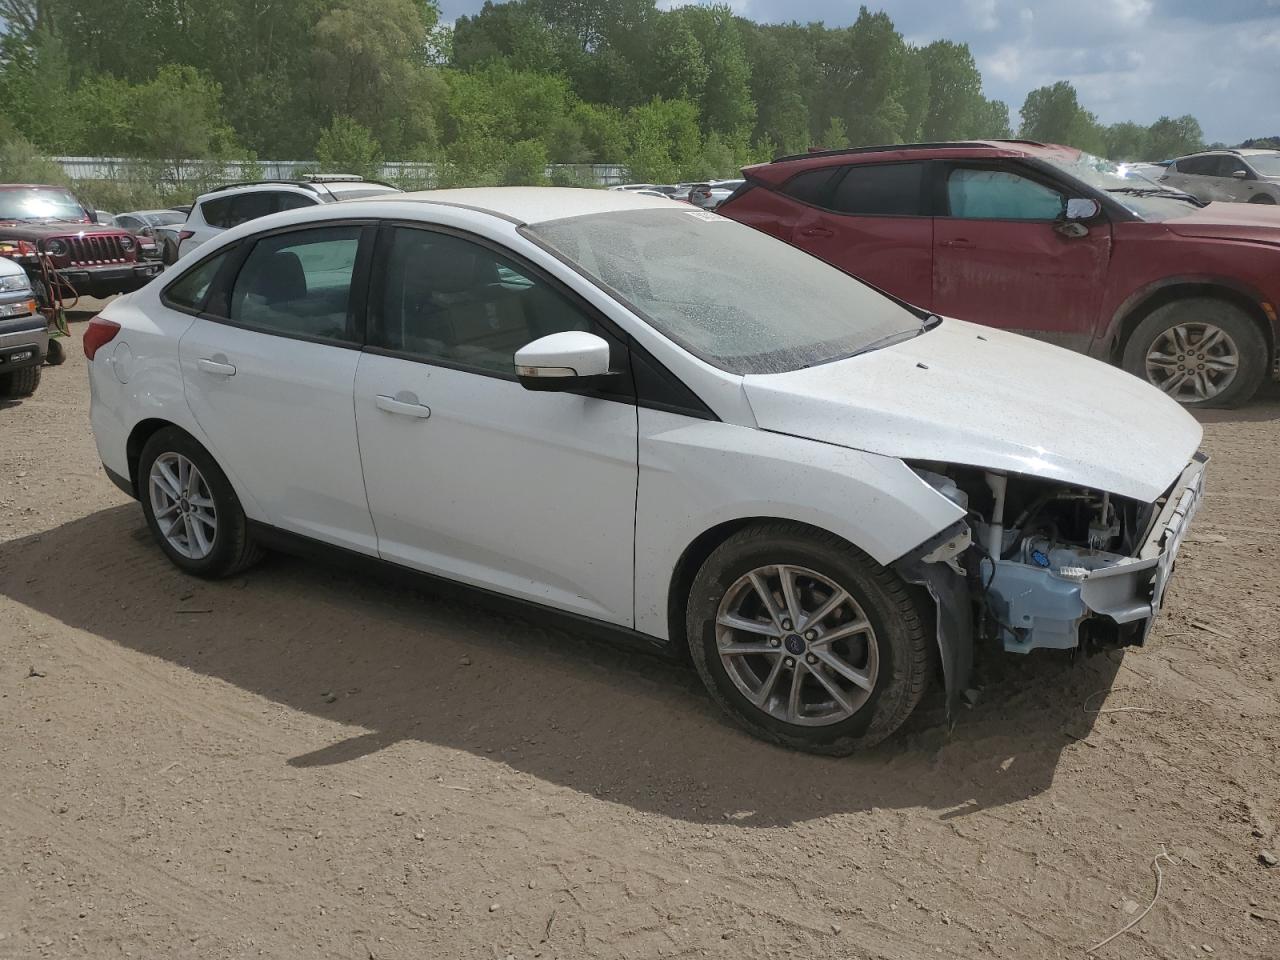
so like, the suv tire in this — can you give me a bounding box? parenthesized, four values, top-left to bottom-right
(0, 363, 40, 398)
(686, 521, 930, 754)
(1122, 298, 1267, 408)
(138, 427, 265, 578)
(1248, 195, 1276, 204)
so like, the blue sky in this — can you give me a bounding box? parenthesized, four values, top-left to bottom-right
(438, 0, 1280, 144)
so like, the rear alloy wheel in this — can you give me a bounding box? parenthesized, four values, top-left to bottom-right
(138, 427, 264, 578)
(686, 522, 930, 754)
(1122, 298, 1267, 408)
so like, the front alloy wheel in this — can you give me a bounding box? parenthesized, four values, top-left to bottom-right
(716, 564, 879, 726)
(686, 522, 931, 754)
(1143, 321, 1239, 403)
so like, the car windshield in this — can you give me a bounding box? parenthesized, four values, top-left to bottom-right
(1247, 154, 1280, 177)
(526, 207, 926, 375)
(142, 210, 187, 226)
(0, 187, 87, 222)
(1040, 151, 1200, 221)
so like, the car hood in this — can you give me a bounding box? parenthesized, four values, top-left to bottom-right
(741, 318, 1202, 503)
(0, 221, 127, 239)
(1164, 201, 1280, 245)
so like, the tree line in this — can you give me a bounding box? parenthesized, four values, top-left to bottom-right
(0, 0, 1230, 204)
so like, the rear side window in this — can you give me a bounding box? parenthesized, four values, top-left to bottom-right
(829, 163, 927, 216)
(199, 196, 235, 228)
(276, 191, 318, 212)
(228, 226, 362, 342)
(226, 192, 277, 227)
(781, 168, 841, 206)
(163, 252, 228, 312)
(1175, 156, 1218, 176)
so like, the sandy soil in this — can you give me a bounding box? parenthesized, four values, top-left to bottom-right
(2, 315, 1279, 960)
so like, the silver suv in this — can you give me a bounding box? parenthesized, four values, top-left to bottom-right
(177, 175, 401, 260)
(1160, 149, 1280, 205)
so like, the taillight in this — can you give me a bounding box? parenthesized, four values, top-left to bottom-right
(83, 316, 121, 360)
(178, 230, 194, 241)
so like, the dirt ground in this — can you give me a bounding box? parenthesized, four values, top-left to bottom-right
(2, 313, 1279, 960)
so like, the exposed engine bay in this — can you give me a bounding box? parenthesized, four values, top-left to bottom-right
(909, 455, 1207, 657)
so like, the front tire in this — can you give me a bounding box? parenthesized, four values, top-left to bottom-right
(0, 364, 40, 398)
(686, 522, 931, 754)
(1121, 298, 1267, 408)
(138, 427, 264, 578)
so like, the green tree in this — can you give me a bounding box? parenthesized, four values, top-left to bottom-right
(315, 115, 384, 179)
(819, 116, 850, 150)
(1103, 121, 1149, 160)
(1145, 115, 1203, 160)
(918, 40, 990, 140)
(1018, 81, 1105, 153)
(624, 96, 702, 182)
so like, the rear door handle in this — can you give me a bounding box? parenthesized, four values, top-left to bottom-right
(196, 357, 236, 377)
(375, 393, 432, 419)
(939, 238, 973, 248)
(799, 226, 835, 238)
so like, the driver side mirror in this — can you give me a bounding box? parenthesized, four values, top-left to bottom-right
(515, 331, 612, 392)
(1231, 169, 1248, 180)
(1065, 198, 1101, 220)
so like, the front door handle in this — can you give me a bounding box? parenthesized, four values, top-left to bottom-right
(197, 357, 236, 376)
(939, 238, 973, 248)
(375, 393, 432, 419)
(799, 226, 835, 238)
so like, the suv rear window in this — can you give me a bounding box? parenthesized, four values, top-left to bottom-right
(200, 190, 317, 229)
(829, 163, 927, 216)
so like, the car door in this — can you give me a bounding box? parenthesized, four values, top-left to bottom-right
(784, 161, 934, 307)
(353, 224, 638, 625)
(1163, 156, 1221, 202)
(932, 164, 1111, 351)
(1215, 155, 1256, 202)
(177, 223, 379, 554)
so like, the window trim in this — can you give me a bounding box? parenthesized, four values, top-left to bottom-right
(177, 220, 377, 351)
(159, 245, 240, 317)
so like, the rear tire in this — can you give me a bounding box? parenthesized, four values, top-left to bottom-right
(1248, 194, 1276, 204)
(0, 364, 40, 398)
(162, 238, 178, 265)
(1121, 298, 1267, 408)
(685, 521, 930, 754)
(137, 427, 264, 578)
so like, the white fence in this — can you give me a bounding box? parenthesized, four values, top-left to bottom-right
(51, 156, 631, 187)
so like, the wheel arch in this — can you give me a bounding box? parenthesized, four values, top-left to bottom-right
(1107, 277, 1276, 368)
(125, 417, 183, 494)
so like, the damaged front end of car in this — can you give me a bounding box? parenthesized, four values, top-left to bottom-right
(895, 454, 1208, 706)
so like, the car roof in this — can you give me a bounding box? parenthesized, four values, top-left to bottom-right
(393, 187, 677, 225)
(196, 178, 398, 202)
(1236, 148, 1280, 156)
(743, 139, 1077, 184)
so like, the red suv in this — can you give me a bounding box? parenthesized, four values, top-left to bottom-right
(719, 140, 1280, 407)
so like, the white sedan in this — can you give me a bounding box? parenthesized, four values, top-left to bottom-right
(85, 188, 1205, 752)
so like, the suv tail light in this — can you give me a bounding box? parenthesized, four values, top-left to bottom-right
(178, 230, 194, 241)
(83, 316, 121, 360)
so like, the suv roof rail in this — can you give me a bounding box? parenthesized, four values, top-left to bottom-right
(770, 139, 1044, 163)
(204, 177, 395, 195)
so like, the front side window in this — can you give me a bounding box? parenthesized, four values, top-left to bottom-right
(1216, 156, 1249, 178)
(229, 227, 362, 342)
(164, 251, 229, 312)
(946, 168, 1065, 220)
(526, 208, 924, 375)
(829, 162, 927, 216)
(370, 227, 592, 376)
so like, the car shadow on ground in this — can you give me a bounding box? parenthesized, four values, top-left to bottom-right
(1, 504, 1121, 827)
(1195, 380, 1280, 424)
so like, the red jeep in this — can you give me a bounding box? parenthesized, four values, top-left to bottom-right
(0, 184, 162, 300)
(719, 140, 1280, 407)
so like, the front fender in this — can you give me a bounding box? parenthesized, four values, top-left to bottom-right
(634, 411, 965, 640)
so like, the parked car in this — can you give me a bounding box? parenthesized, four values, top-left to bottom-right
(86, 187, 1204, 753)
(1160, 149, 1280, 205)
(692, 179, 746, 209)
(719, 140, 1280, 407)
(177, 175, 401, 260)
(114, 209, 188, 262)
(0, 184, 162, 299)
(0, 254, 47, 399)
